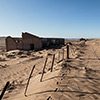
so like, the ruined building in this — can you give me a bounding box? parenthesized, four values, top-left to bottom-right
(6, 32, 64, 51)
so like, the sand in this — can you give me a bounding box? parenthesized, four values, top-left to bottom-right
(0, 38, 100, 100)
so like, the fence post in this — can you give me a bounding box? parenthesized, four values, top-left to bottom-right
(40, 55, 48, 82)
(58, 51, 60, 62)
(24, 65, 36, 97)
(67, 44, 69, 59)
(62, 49, 64, 60)
(0, 81, 10, 100)
(51, 54, 55, 72)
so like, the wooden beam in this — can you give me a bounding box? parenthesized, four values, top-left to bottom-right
(51, 54, 55, 72)
(0, 81, 10, 100)
(24, 65, 36, 97)
(40, 55, 48, 82)
(67, 44, 69, 59)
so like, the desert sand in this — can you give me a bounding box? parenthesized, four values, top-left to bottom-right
(0, 38, 100, 100)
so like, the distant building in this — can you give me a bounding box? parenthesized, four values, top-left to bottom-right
(6, 32, 64, 51)
(41, 38, 64, 48)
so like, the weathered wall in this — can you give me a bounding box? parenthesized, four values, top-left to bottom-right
(6, 32, 64, 51)
(41, 38, 64, 47)
(22, 33, 42, 50)
(6, 36, 17, 51)
(15, 38, 23, 50)
(6, 33, 42, 51)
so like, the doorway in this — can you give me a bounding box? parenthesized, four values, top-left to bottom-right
(30, 44, 34, 50)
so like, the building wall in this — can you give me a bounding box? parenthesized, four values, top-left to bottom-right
(15, 38, 23, 50)
(6, 32, 64, 51)
(6, 36, 17, 51)
(6, 33, 42, 51)
(6, 37, 23, 51)
(22, 33, 42, 50)
(41, 38, 64, 48)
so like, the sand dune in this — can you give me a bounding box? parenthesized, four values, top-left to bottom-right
(1, 39, 100, 100)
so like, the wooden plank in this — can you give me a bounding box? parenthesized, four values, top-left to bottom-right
(67, 44, 69, 59)
(0, 81, 10, 100)
(51, 54, 55, 72)
(62, 49, 64, 60)
(24, 65, 35, 97)
(40, 55, 48, 82)
(58, 51, 60, 62)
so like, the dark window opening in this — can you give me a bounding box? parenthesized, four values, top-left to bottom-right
(30, 44, 34, 50)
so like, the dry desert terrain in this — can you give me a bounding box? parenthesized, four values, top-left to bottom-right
(0, 38, 100, 100)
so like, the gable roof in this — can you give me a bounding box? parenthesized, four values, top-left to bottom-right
(22, 32, 40, 38)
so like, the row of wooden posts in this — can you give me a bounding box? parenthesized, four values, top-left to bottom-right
(40, 44, 70, 82)
(0, 44, 70, 99)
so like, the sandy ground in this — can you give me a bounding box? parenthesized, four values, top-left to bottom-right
(1, 38, 100, 100)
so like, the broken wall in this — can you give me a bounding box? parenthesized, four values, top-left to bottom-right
(22, 33, 42, 50)
(6, 36, 17, 51)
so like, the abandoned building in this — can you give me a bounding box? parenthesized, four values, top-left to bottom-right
(6, 32, 64, 51)
(41, 38, 64, 48)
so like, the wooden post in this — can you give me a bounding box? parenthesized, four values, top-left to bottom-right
(62, 49, 64, 60)
(0, 81, 10, 100)
(24, 65, 35, 97)
(40, 55, 48, 82)
(58, 51, 60, 62)
(51, 54, 55, 72)
(67, 44, 69, 59)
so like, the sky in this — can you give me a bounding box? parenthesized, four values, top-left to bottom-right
(0, 0, 100, 38)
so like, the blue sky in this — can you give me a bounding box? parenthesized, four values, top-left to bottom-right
(0, 0, 100, 38)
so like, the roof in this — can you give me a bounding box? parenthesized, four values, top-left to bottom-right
(22, 32, 40, 38)
(41, 37, 64, 40)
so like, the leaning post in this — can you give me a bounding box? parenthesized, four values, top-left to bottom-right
(24, 65, 36, 97)
(62, 49, 64, 60)
(40, 54, 48, 82)
(67, 44, 70, 59)
(58, 51, 60, 62)
(51, 54, 55, 72)
(0, 81, 10, 100)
